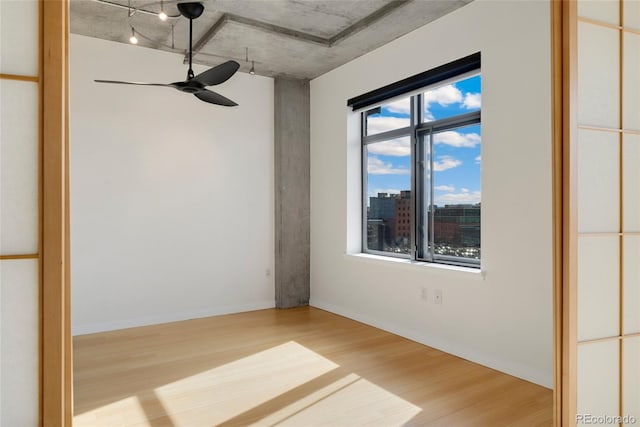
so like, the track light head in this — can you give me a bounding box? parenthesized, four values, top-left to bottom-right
(129, 27, 138, 44)
(159, 0, 167, 20)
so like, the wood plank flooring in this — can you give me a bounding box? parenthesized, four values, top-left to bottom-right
(73, 307, 552, 426)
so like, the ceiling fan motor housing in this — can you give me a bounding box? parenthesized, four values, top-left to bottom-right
(173, 80, 204, 93)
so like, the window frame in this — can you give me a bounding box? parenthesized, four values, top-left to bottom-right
(415, 110, 481, 268)
(361, 105, 414, 260)
(360, 71, 481, 269)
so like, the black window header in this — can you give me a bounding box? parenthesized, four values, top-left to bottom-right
(347, 52, 481, 111)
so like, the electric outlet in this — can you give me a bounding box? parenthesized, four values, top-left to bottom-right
(266, 268, 271, 276)
(434, 289, 443, 305)
(420, 287, 427, 301)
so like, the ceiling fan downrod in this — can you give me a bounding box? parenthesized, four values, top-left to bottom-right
(176, 2, 205, 80)
(188, 16, 194, 79)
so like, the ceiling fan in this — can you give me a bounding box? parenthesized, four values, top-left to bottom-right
(95, 2, 240, 107)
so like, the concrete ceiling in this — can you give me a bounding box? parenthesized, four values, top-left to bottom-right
(70, 0, 473, 80)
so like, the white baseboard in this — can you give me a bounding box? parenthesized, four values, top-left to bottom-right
(72, 300, 276, 336)
(310, 298, 553, 389)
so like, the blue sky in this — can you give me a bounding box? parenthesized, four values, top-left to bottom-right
(366, 75, 481, 207)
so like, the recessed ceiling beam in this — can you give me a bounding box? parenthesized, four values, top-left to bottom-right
(189, 12, 330, 65)
(192, 14, 229, 53)
(329, 0, 412, 47)
(189, 0, 413, 61)
(227, 13, 330, 47)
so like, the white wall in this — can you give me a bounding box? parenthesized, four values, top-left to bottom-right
(70, 34, 275, 335)
(310, 0, 553, 387)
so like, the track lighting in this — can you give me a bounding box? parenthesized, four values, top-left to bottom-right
(246, 48, 256, 76)
(129, 27, 138, 44)
(158, 0, 167, 20)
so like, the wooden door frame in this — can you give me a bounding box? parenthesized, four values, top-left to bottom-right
(41, 0, 72, 425)
(552, 1, 578, 426)
(39, 1, 573, 426)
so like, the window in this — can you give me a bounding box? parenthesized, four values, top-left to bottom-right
(352, 54, 481, 268)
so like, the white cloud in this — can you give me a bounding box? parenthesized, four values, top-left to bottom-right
(435, 185, 455, 192)
(435, 190, 481, 206)
(434, 131, 481, 148)
(367, 116, 410, 135)
(423, 109, 435, 121)
(421, 84, 480, 120)
(475, 155, 481, 164)
(463, 92, 481, 109)
(372, 188, 402, 196)
(461, 188, 470, 193)
(433, 155, 462, 172)
(372, 85, 480, 133)
(425, 84, 463, 106)
(423, 85, 463, 121)
(367, 156, 410, 175)
(385, 98, 411, 115)
(367, 138, 410, 156)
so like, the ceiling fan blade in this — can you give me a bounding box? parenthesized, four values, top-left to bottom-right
(194, 89, 238, 106)
(94, 80, 174, 87)
(192, 61, 240, 86)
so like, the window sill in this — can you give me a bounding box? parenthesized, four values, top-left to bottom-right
(345, 252, 485, 280)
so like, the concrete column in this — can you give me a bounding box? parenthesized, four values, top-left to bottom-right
(274, 78, 310, 308)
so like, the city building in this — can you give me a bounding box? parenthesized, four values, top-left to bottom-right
(394, 190, 412, 247)
(433, 204, 481, 248)
(368, 191, 411, 252)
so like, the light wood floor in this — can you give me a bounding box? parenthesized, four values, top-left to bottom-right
(73, 307, 552, 426)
